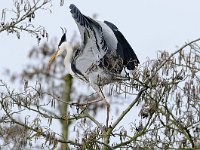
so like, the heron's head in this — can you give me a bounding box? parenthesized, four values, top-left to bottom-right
(48, 33, 67, 65)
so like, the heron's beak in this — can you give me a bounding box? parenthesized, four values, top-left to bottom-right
(48, 49, 60, 65)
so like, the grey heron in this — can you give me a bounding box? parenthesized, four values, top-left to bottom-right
(49, 4, 139, 128)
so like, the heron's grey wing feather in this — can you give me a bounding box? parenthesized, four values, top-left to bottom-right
(97, 21, 118, 53)
(70, 4, 108, 60)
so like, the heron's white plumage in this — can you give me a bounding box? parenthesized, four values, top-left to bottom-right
(58, 41, 75, 76)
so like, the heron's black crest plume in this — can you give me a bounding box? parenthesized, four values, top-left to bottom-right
(60, 27, 67, 34)
(58, 33, 66, 47)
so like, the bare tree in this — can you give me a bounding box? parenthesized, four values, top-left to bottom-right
(1, 1, 200, 149)
(0, 0, 52, 43)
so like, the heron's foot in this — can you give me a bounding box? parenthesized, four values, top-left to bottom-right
(69, 102, 89, 114)
(113, 73, 130, 81)
(70, 98, 103, 107)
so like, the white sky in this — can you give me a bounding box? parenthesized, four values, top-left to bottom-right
(1, 0, 200, 146)
(1, 0, 200, 75)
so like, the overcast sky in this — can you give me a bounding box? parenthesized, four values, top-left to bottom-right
(1, 0, 200, 77)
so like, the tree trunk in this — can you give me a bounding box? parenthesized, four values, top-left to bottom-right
(60, 74, 72, 150)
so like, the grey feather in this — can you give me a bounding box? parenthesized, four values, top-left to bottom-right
(69, 4, 108, 58)
(69, 4, 139, 86)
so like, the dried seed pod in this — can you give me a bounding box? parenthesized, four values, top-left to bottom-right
(32, 12, 35, 19)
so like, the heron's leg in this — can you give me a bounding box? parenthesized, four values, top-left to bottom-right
(96, 86, 110, 130)
(72, 82, 110, 129)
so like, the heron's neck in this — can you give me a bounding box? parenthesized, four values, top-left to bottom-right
(63, 42, 74, 76)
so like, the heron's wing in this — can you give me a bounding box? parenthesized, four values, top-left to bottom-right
(104, 21, 140, 70)
(70, 4, 108, 60)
